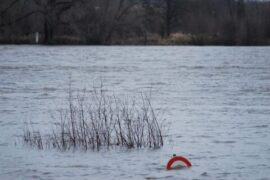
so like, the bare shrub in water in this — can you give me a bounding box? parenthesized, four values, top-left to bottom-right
(23, 86, 165, 151)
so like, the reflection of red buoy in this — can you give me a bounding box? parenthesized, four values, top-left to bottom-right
(166, 155, 192, 170)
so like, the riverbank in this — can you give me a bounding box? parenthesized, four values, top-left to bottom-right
(1, 33, 270, 46)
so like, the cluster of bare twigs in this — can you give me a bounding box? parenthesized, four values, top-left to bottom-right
(23, 85, 165, 151)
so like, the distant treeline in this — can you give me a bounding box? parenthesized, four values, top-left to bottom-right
(0, 0, 270, 45)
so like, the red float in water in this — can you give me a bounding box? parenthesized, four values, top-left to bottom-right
(166, 155, 192, 170)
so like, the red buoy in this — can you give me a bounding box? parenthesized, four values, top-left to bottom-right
(166, 155, 192, 170)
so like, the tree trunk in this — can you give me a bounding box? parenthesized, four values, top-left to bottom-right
(44, 16, 49, 44)
(165, 0, 172, 37)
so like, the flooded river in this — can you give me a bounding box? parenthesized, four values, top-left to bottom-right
(0, 46, 270, 179)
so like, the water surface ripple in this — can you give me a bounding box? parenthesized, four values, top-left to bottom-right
(0, 46, 270, 180)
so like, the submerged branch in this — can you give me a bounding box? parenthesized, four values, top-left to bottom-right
(23, 85, 166, 151)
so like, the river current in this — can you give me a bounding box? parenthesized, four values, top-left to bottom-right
(0, 46, 270, 180)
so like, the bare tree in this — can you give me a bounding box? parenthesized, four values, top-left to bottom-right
(1, 0, 270, 45)
(32, 0, 75, 43)
(71, 0, 141, 44)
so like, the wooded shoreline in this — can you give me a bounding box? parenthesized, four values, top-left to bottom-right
(1, 34, 270, 46)
(1, 0, 270, 45)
